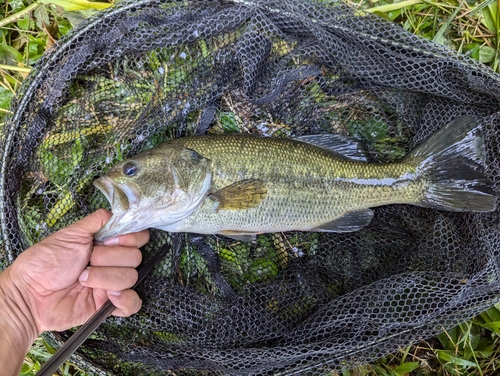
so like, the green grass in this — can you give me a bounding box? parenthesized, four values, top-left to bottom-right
(0, 0, 112, 127)
(1, 0, 500, 375)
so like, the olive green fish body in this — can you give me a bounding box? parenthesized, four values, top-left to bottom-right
(166, 135, 424, 235)
(94, 115, 496, 241)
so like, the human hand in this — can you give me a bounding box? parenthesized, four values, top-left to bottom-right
(0, 209, 149, 347)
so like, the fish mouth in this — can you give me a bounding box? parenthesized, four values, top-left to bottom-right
(93, 177, 141, 241)
(93, 169, 213, 241)
(93, 176, 130, 213)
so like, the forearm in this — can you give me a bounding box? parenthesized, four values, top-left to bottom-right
(0, 267, 38, 376)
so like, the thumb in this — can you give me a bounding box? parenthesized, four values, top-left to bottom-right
(66, 209, 113, 237)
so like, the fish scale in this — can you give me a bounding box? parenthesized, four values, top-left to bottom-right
(94, 115, 495, 241)
(166, 135, 428, 234)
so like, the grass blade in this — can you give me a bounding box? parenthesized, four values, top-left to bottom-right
(433, 0, 462, 45)
(366, 0, 423, 13)
(0, 3, 40, 28)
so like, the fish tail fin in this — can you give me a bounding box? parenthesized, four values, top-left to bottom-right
(408, 115, 496, 212)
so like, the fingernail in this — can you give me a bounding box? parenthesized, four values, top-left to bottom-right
(108, 290, 122, 296)
(78, 268, 90, 282)
(103, 237, 119, 246)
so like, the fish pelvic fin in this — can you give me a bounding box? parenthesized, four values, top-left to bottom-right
(409, 115, 496, 212)
(209, 179, 267, 211)
(218, 230, 257, 242)
(312, 209, 374, 232)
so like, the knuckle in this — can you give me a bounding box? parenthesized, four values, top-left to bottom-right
(121, 268, 138, 288)
(142, 230, 150, 244)
(130, 248, 143, 266)
(128, 268, 139, 283)
(112, 291, 142, 317)
(133, 298, 143, 314)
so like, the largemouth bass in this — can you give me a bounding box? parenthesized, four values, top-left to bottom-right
(94, 115, 496, 241)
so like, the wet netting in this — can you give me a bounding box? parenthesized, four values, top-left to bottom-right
(2, 0, 500, 374)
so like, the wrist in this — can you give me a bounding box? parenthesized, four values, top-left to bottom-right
(0, 266, 38, 352)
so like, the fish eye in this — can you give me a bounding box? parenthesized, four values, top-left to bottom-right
(123, 163, 138, 177)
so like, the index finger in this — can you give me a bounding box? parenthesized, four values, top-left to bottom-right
(96, 229, 150, 248)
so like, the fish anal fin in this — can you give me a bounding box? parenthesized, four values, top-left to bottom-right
(219, 230, 257, 242)
(313, 209, 374, 233)
(209, 179, 267, 210)
(295, 133, 368, 162)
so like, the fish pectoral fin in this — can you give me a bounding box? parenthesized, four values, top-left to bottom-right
(218, 230, 257, 242)
(294, 133, 369, 162)
(209, 179, 267, 211)
(312, 209, 374, 232)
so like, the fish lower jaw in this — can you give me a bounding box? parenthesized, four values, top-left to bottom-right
(94, 209, 147, 241)
(94, 209, 196, 241)
(94, 212, 128, 241)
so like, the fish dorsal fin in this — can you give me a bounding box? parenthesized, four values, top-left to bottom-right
(209, 179, 267, 210)
(295, 133, 368, 162)
(218, 230, 257, 242)
(312, 209, 374, 232)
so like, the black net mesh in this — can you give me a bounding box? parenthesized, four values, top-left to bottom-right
(1, 0, 500, 374)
